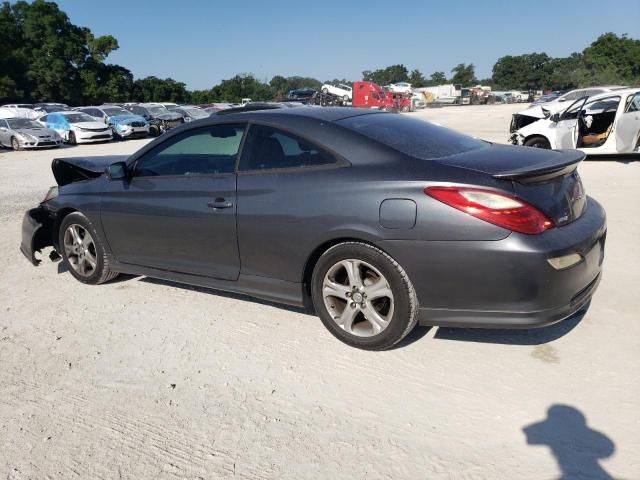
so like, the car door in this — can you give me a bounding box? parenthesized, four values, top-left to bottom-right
(0, 120, 9, 145)
(100, 123, 246, 280)
(554, 97, 588, 149)
(235, 123, 345, 282)
(615, 92, 640, 153)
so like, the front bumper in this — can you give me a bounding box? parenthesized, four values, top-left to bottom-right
(116, 126, 150, 138)
(380, 197, 607, 328)
(509, 133, 524, 146)
(20, 207, 55, 266)
(75, 130, 112, 143)
(17, 137, 63, 149)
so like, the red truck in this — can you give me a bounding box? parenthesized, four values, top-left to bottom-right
(351, 81, 413, 112)
(352, 81, 396, 110)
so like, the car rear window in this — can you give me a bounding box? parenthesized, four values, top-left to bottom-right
(337, 113, 486, 160)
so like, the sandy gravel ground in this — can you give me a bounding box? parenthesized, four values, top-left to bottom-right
(1, 104, 638, 479)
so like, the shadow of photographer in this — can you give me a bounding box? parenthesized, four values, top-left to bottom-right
(524, 404, 615, 480)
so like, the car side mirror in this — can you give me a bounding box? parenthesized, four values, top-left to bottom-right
(550, 113, 560, 123)
(106, 161, 127, 180)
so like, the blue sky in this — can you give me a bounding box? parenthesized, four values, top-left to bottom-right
(54, 0, 640, 89)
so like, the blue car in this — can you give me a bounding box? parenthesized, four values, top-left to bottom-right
(77, 106, 150, 140)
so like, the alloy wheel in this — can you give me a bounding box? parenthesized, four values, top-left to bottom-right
(322, 259, 394, 337)
(63, 224, 98, 277)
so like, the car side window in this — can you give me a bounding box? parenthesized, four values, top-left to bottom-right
(130, 106, 145, 116)
(0, 120, 7, 128)
(134, 124, 245, 177)
(40, 115, 49, 123)
(625, 93, 640, 113)
(238, 124, 338, 172)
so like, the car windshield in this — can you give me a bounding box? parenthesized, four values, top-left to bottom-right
(146, 106, 167, 115)
(102, 107, 131, 117)
(63, 113, 96, 123)
(7, 119, 41, 129)
(338, 113, 486, 160)
(183, 108, 208, 118)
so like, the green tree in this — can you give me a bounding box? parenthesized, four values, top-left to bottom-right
(428, 71, 447, 85)
(491, 53, 552, 90)
(362, 64, 409, 86)
(210, 74, 273, 102)
(450, 63, 477, 86)
(132, 76, 188, 103)
(408, 69, 426, 87)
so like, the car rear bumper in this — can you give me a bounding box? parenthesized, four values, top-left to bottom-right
(379, 196, 606, 328)
(20, 207, 54, 266)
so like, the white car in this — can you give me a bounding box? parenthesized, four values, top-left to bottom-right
(0, 106, 40, 120)
(321, 83, 352, 101)
(510, 88, 640, 155)
(388, 82, 413, 94)
(38, 111, 113, 145)
(511, 86, 625, 131)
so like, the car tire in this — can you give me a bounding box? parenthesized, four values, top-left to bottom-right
(524, 136, 551, 149)
(322, 88, 328, 94)
(11, 137, 21, 151)
(149, 125, 160, 137)
(401, 105, 411, 113)
(311, 242, 418, 350)
(59, 212, 119, 285)
(343, 95, 349, 102)
(68, 131, 77, 145)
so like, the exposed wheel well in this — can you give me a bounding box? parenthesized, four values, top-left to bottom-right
(302, 237, 384, 299)
(52, 207, 78, 249)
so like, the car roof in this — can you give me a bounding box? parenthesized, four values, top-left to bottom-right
(216, 106, 383, 123)
(582, 87, 640, 101)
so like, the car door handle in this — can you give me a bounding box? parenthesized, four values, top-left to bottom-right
(208, 198, 233, 209)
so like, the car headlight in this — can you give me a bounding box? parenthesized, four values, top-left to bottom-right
(18, 132, 37, 142)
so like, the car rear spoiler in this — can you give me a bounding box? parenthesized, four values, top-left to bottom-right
(492, 150, 585, 183)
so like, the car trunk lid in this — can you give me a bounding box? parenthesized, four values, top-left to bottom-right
(436, 144, 586, 227)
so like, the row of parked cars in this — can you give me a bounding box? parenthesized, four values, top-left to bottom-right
(0, 102, 237, 150)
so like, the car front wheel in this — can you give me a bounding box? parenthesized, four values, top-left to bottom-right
(524, 136, 551, 149)
(311, 242, 418, 350)
(59, 212, 119, 285)
(11, 137, 21, 151)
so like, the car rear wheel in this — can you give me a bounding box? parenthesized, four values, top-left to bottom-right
(343, 95, 349, 102)
(59, 212, 118, 285)
(322, 87, 328, 94)
(68, 131, 77, 145)
(524, 136, 551, 149)
(311, 242, 418, 350)
(11, 137, 21, 151)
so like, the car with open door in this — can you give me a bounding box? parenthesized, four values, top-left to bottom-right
(510, 88, 640, 155)
(20, 107, 606, 350)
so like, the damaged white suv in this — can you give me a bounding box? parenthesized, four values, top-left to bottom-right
(510, 88, 640, 155)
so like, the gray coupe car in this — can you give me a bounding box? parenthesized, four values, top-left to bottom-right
(20, 107, 606, 349)
(0, 117, 62, 150)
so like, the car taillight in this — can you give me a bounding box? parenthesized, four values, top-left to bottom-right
(425, 186, 554, 235)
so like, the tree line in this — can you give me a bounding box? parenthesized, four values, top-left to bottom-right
(1, 1, 638, 106)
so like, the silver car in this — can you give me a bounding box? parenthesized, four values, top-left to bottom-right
(0, 117, 62, 150)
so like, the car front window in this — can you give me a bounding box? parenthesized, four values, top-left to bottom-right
(134, 124, 246, 177)
(103, 108, 130, 116)
(63, 113, 95, 123)
(7, 119, 41, 129)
